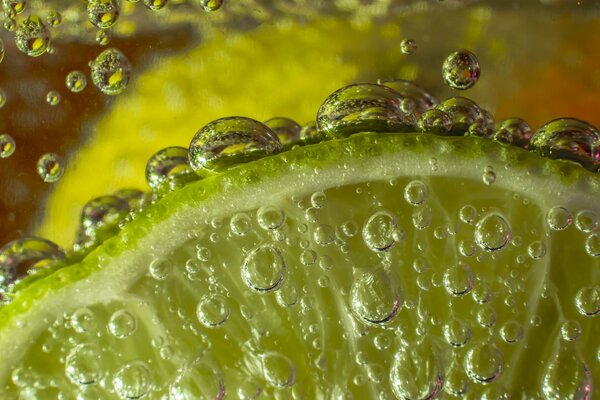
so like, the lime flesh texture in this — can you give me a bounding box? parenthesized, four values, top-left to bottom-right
(2, 133, 599, 398)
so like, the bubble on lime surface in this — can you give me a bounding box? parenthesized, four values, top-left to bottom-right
(0, 134, 15, 158)
(15, 15, 50, 57)
(482, 165, 496, 185)
(74, 195, 131, 251)
(230, 213, 252, 236)
(313, 224, 335, 245)
(474, 212, 511, 252)
(389, 340, 444, 400)
(87, 0, 120, 29)
(443, 262, 474, 296)
(241, 244, 286, 293)
(65, 343, 103, 385)
(586, 232, 600, 257)
(196, 294, 230, 328)
(46, 10, 61, 26)
(492, 117, 532, 148)
(443, 318, 472, 347)
(112, 361, 152, 399)
(530, 118, 600, 172)
(541, 343, 592, 400)
(145, 146, 196, 193)
(418, 108, 452, 135)
(66, 70, 87, 93)
(276, 284, 298, 307)
(90, 48, 131, 95)
(257, 206, 286, 230)
(560, 320, 582, 341)
(379, 79, 438, 116)
(316, 83, 414, 138)
(500, 320, 524, 344)
(574, 209, 598, 232)
(198, 0, 224, 11)
(350, 267, 402, 325)
(546, 206, 572, 231)
(0, 39, 4, 63)
(442, 49, 480, 90)
(527, 240, 547, 259)
(465, 342, 503, 384)
(148, 258, 172, 280)
(362, 210, 401, 252)
(403, 180, 428, 206)
(264, 117, 301, 148)
(169, 354, 225, 399)
(143, 0, 167, 10)
(298, 121, 327, 145)
(108, 310, 137, 338)
(445, 358, 470, 397)
(459, 204, 478, 224)
(400, 38, 417, 54)
(0, 237, 64, 291)
(575, 286, 599, 316)
(71, 307, 96, 333)
(189, 116, 282, 174)
(436, 96, 482, 134)
(412, 205, 432, 230)
(46, 90, 60, 106)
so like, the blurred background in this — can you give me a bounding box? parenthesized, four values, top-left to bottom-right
(1, 0, 600, 248)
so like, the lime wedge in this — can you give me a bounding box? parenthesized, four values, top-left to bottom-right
(1, 133, 599, 398)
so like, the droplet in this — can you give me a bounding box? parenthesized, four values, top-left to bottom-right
(96, 29, 111, 45)
(75, 195, 130, 251)
(443, 318, 472, 347)
(575, 286, 599, 316)
(0, 237, 64, 290)
(189, 116, 282, 174)
(418, 108, 452, 135)
(574, 210, 598, 233)
(316, 83, 413, 138)
(66, 70, 87, 93)
(145, 146, 196, 193)
(46, 10, 61, 26)
(379, 79, 438, 116)
(527, 240, 547, 259)
(362, 210, 400, 252)
(87, 0, 120, 29)
(475, 212, 511, 252)
(143, 0, 168, 10)
(400, 38, 417, 54)
(389, 340, 444, 400)
(15, 15, 50, 57)
(541, 342, 592, 400)
(108, 310, 137, 338)
(113, 361, 151, 399)
(436, 97, 482, 135)
(71, 307, 95, 333)
(197, 294, 230, 328)
(264, 117, 301, 148)
(298, 121, 327, 145)
(482, 166, 496, 185)
(546, 206, 572, 231)
(90, 48, 131, 95)
(169, 354, 225, 400)
(241, 244, 286, 293)
(530, 118, 600, 172)
(442, 49, 480, 90)
(500, 320, 523, 344)
(560, 320, 582, 341)
(199, 0, 223, 11)
(46, 90, 60, 106)
(230, 213, 252, 236)
(65, 344, 103, 385)
(350, 267, 402, 325)
(261, 352, 296, 388)
(0, 134, 16, 158)
(585, 232, 600, 257)
(257, 206, 286, 230)
(492, 118, 532, 148)
(443, 262, 474, 296)
(465, 342, 503, 384)
(404, 180, 428, 206)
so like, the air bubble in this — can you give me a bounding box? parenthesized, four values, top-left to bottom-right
(436, 97, 482, 135)
(459, 205, 477, 224)
(527, 240, 547, 259)
(149, 258, 172, 280)
(313, 224, 335, 246)
(66, 70, 87, 93)
(108, 310, 137, 338)
(257, 206, 286, 230)
(404, 180, 428, 205)
(492, 118, 532, 148)
(87, 0, 120, 29)
(574, 210, 598, 232)
(500, 320, 523, 344)
(169, 354, 225, 399)
(96, 29, 111, 45)
(264, 117, 301, 148)
(145, 146, 196, 193)
(389, 340, 444, 400)
(71, 308, 95, 333)
(261, 352, 296, 388)
(0, 134, 16, 158)
(465, 342, 503, 384)
(350, 267, 402, 325)
(443, 262, 474, 296)
(189, 116, 282, 174)
(241, 244, 286, 293)
(90, 48, 131, 95)
(4, 0, 26, 14)
(298, 121, 327, 145)
(443, 318, 472, 347)
(46, 90, 60, 106)
(412, 206, 432, 230)
(65, 344, 102, 385)
(46, 10, 61, 26)
(541, 343, 592, 400)
(546, 206, 572, 231)
(197, 294, 230, 328)
(560, 320, 582, 341)
(362, 210, 400, 252)
(199, 0, 223, 11)
(475, 212, 511, 252)
(379, 79, 438, 116)
(15, 15, 50, 57)
(442, 49, 480, 90)
(113, 361, 152, 399)
(417, 108, 452, 135)
(575, 286, 599, 316)
(143, 0, 168, 10)
(400, 38, 417, 54)
(230, 213, 252, 236)
(445, 359, 470, 397)
(585, 233, 600, 257)
(482, 166, 496, 185)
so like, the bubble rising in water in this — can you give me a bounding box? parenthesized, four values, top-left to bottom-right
(46, 90, 60, 106)
(145, 146, 196, 193)
(574, 209, 598, 232)
(199, 0, 224, 11)
(189, 116, 282, 174)
(474, 212, 511, 252)
(403, 180, 428, 206)
(316, 83, 413, 138)
(108, 310, 137, 338)
(112, 361, 152, 400)
(0, 134, 16, 158)
(15, 15, 50, 57)
(196, 294, 230, 328)
(66, 70, 87, 93)
(350, 267, 402, 325)
(443, 318, 472, 347)
(241, 244, 286, 293)
(257, 206, 286, 231)
(529, 118, 600, 172)
(90, 47, 131, 95)
(442, 49, 480, 90)
(400, 38, 417, 54)
(4, 0, 26, 14)
(500, 320, 524, 344)
(492, 117, 532, 149)
(362, 210, 400, 252)
(465, 342, 503, 384)
(264, 117, 301, 148)
(87, 0, 120, 29)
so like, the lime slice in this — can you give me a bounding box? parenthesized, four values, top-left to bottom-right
(1, 133, 599, 398)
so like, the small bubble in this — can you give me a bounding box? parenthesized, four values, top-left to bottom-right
(143, 0, 168, 10)
(87, 0, 120, 29)
(459, 205, 478, 224)
(66, 70, 87, 93)
(276, 284, 298, 307)
(418, 108, 452, 135)
(108, 310, 137, 338)
(404, 180, 428, 205)
(37, 153, 65, 183)
(560, 320, 582, 341)
(15, 15, 50, 57)
(199, 0, 223, 11)
(400, 38, 417, 55)
(261, 352, 296, 388)
(476, 306, 497, 328)
(546, 206, 572, 231)
(412, 206, 432, 230)
(113, 361, 152, 399)
(380, 79, 438, 116)
(443, 262, 474, 296)
(585, 233, 600, 257)
(500, 320, 524, 344)
(458, 239, 478, 257)
(527, 240, 547, 259)
(4, 0, 26, 15)
(475, 212, 511, 252)
(492, 118, 532, 148)
(145, 146, 196, 193)
(264, 117, 301, 148)
(541, 343, 592, 400)
(389, 340, 444, 400)
(90, 48, 131, 95)
(310, 191, 327, 208)
(445, 359, 470, 397)
(298, 121, 327, 145)
(442, 49, 480, 90)
(465, 342, 503, 384)
(436, 97, 482, 135)
(96, 29, 111, 45)
(71, 308, 95, 333)
(46, 10, 61, 27)
(197, 294, 230, 328)
(241, 244, 286, 293)
(362, 210, 400, 252)
(46, 90, 60, 106)
(0, 134, 16, 158)
(482, 166, 496, 185)
(65, 344, 102, 385)
(350, 268, 402, 325)
(472, 282, 493, 304)
(443, 318, 472, 347)
(575, 286, 599, 316)
(575, 210, 598, 233)
(257, 206, 285, 231)
(149, 258, 172, 280)
(230, 213, 252, 236)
